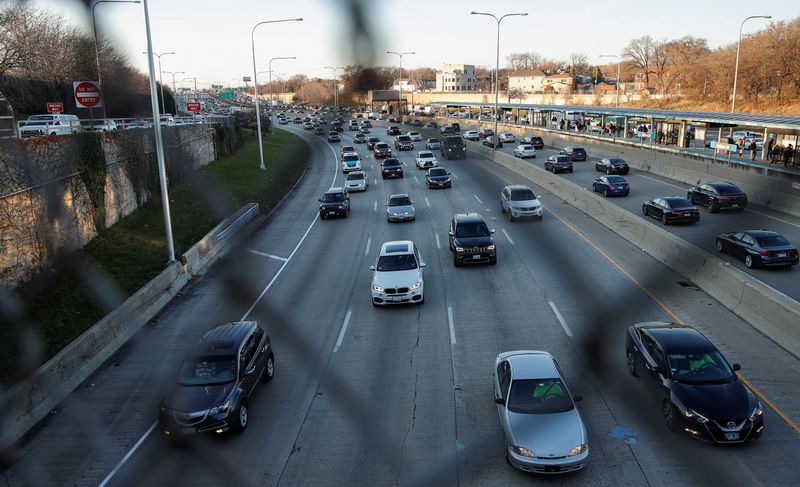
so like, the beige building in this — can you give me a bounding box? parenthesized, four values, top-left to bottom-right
(436, 64, 476, 92)
(508, 68, 546, 93)
(542, 74, 575, 94)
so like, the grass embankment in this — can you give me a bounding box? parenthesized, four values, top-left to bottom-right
(5, 129, 307, 385)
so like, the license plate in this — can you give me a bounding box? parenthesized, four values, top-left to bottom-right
(181, 428, 196, 435)
(328, 212, 336, 215)
(472, 254, 481, 260)
(389, 296, 402, 302)
(724, 432, 739, 441)
(778, 252, 787, 257)
(731, 204, 739, 207)
(684, 213, 691, 216)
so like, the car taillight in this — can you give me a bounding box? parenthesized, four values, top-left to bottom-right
(671, 211, 682, 215)
(716, 195, 729, 200)
(608, 185, 615, 189)
(789, 249, 799, 256)
(760, 250, 772, 257)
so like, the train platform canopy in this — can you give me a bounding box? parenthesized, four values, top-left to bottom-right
(430, 101, 800, 132)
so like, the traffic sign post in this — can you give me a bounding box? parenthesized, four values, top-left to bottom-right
(47, 102, 64, 113)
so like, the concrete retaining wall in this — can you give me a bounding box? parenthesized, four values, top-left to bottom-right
(436, 117, 800, 217)
(469, 142, 800, 357)
(0, 203, 259, 452)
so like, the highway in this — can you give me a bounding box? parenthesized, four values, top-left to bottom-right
(4, 123, 800, 486)
(455, 120, 800, 302)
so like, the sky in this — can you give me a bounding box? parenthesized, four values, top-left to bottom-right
(29, 0, 800, 87)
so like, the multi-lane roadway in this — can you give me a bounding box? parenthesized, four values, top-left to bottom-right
(3, 121, 800, 486)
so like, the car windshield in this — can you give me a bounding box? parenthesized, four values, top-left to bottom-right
(346, 172, 364, 180)
(455, 221, 490, 238)
(376, 253, 418, 271)
(756, 235, 791, 246)
(343, 154, 359, 162)
(667, 351, 734, 384)
(430, 168, 447, 177)
(376, 143, 389, 149)
(507, 378, 574, 414)
(388, 196, 412, 206)
(510, 189, 536, 201)
(178, 355, 237, 386)
(342, 146, 355, 152)
(383, 159, 400, 166)
(322, 193, 344, 203)
(398, 136, 411, 141)
(428, 139, 439, 143)
(419, 152, 433, 158)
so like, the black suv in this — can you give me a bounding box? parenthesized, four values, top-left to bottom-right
(374, 142, 392, 159)
(561, 146, 587, 161)
(387, 126, 401, 136)
(381, 158, 404, 179)
(687, 182, 748, 212)
(159, 321, 274, 436)
(395, 135, 414, 150)
(319, 187, 350, 219)
(448, 213, 496, 266)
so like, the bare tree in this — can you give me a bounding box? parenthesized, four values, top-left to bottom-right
(624, 35, 655, 86)
(505, 52, 543, 70)
(568, 53, 591, 76)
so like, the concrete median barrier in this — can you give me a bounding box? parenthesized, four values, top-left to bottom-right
(474, 144, 800, 357)
(0, 203, 260, 452)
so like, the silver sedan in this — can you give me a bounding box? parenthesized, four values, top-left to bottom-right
(494, 351, 588, 474)
(386, 194, 415, 222)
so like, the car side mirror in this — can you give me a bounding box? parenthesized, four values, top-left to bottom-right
(573, 395, 583, 403)
(733, 363, 741, 372)
(448, 231, 454, 236)
(652, 365, 664, 375)
(495, 397, 505, 405)
(490, 229, 495, 234)
(318, 199, 323, 202)
(369, 265, 376, 271)
(243, 366, 256, 377)
(419, 262, 426, 268)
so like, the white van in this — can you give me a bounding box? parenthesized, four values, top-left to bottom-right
(159, 114, 176, 126)
(19, 114, 80, 138)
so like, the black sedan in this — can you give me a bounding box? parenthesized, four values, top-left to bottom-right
(716, 230, 799, 268)
(560, 146, 587, 161)
(595, 157, 630, 175)
(425, 167, 452, 189)
(642, 197, 699, 224)
(592, 175, 630, 197)
(687, 182, 748, 212)
(366, 137, 381, 150)
(387, 126, 401, 136)
(482, 136, 503, 148)
(625, 322, 763, 444)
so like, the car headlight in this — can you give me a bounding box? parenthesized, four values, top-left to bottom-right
(749, 403, 763, 421)
(372, 284, 384, 292)
(568, 443, 587, 456)
(208, 401, 230, 416)
(338, 204, 345, 209)
(511, 446, 535, 457)
(409, 281, 422, 290)
(455, 247, 465, 252)
(487, 244, 496, 251)
(681, 408, 709, 424)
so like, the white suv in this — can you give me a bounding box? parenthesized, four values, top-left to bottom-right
(370, 241, 425, 306)
(415, 151, 438, 169)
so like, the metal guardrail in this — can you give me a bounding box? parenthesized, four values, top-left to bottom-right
(216, 203, 260, 242)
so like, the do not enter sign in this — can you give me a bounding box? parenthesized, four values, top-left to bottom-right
(73, 81, 103, 109)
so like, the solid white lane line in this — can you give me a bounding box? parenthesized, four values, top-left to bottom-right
(373, 200, 377, 212)
(747, 208, 800, 229)
(452, 173, 459, 179)
(247, 249, 289, 262)
(548, 301, 573, 337)
(413, 174, 418, 182)
(634, 172, 685, 190)
(473, 194, 483, 205)
(97, 422, 157, 487)
(365, 237, 372, 256)
(435, 233, 441, 250)
(333, 309, 353, 353)
(447, 305, 456, 345)
(425, 197, 431, 208)
(501, 229, 514, 246)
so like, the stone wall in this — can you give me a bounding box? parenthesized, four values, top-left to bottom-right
(0, 124, 223, 287)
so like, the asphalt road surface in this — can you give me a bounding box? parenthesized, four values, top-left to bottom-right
(4, 123, 800, 487)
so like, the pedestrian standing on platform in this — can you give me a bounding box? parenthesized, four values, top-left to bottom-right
(737, 138, 744, 156)
(749, 140, 757, 160)
(767, 138, 775, 161)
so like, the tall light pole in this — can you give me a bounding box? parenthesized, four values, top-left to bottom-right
(732, 15, 771, 112)
(143, 50, 174, 113)
(91, 0, 140, 120)
(142, 0, 175, 263)
(268, 56, 296, 133)
(324, 66, 343, 111)
(471, 11, 527, 148)
(251, 18, 303, 170)
(163, 71, 185, 115)
(600, 54, 621, 107)
(386, 51, 414, 122)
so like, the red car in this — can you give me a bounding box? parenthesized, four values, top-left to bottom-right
(482, 136, 503, 148)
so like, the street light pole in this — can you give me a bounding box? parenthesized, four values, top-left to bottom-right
(324, 66, 343, 111)
(91, 0, 140, 120)
(386, 51, 414, 122)
(141, 0, 175, 263)
(471, 11, 527, 149)
(143, 50, 175, 113)
(732, 15, 771, 112)
(268, 57, 296, 133)
(251, 18, 303, 170)
(600, 54, 621, 107)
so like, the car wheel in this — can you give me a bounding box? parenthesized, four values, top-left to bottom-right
(661, 213, 668, 225)
(343, 211, 348, 218)
(500, 202, 506, 213)
(626, 349, 638, 377)
(745, 254, 755, 268)
(233, 401, 248, 433)
(708, 202, 717, 213)
(715, 239, 724, 253)
(264, 354, 275, 382)
(508, 211, 514, 222)
(606, 167, 612, 175)
(418, 295, 425, 305)
(663, 401, 678, 432)
(603, 187, 608, 197)
(320, 213, 325, 220)
(453, 255, 461, 267)
(642, 205, 649, 217)
(490, 257, 497, 266)
(568, 168, 573, 173)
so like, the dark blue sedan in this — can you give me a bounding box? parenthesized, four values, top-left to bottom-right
(716, 230, 799, 268)
(592, 175, 630, 197)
